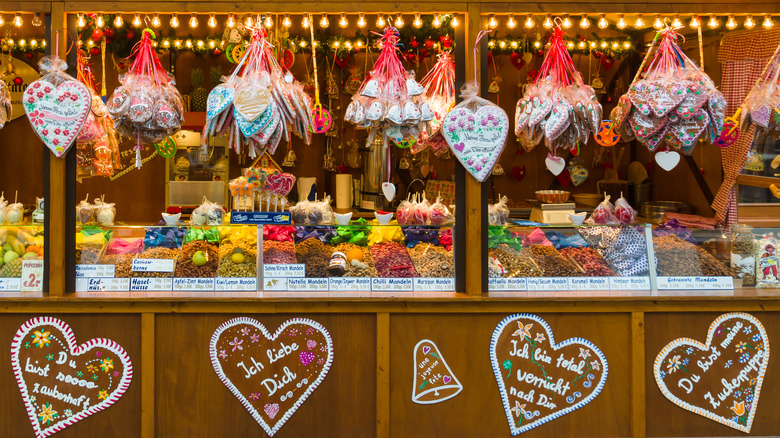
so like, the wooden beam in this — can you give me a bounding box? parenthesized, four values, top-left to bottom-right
(65, 3, 469, 13)
(684, 154, 715, 206)
(0, 2, 51, 12)
(737, 174, 780, 189)
(141, 313, 156, 438)
(631, 312, 646, 438)
(375, 313, 390, 438)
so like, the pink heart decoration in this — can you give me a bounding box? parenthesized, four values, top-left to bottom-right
(267, 172, 296, 197)
(23, 80, 91, 158)
(442, 105, 509, 182)
(442, 375, 452, 384)
(299, 351, 315, 366)
(264, 403, 280, 420)
(422, 345, 431, 355)
(11, 317, 133, 438)
(307, 340, 317, 350)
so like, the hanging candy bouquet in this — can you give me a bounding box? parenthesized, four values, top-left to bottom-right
(611, 26, 726, 155)
(76, 49, 120, 177)
(344, 27, 435, 146)
(107, 29, 184, 168)
(0, 72, 11, 129)
(515, 28, 602, 161)
(738, 43, 780, 140)
(203, 26, 313, 162)
(414, 52, 456, 155)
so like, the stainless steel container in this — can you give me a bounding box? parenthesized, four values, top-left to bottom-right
(361, 136, 388, 211)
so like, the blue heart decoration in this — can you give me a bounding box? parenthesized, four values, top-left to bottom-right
(206, 84, 235, 120)
(234, 100, 275, 138)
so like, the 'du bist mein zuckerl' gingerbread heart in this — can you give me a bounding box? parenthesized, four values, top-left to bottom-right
(11, 316, 133, 438)
(490, 313, 608, 435)
(654, 312, 769, 433)
(210, 317, 334, 437)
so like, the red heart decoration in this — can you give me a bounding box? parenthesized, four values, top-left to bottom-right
(511, 165, 526, 181)
(556, 169, 571, 187)
(333, 54, 350, 69)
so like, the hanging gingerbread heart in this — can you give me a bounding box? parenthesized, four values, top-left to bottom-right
(24, 58, 91, 158)
(442, 104, 509, 182)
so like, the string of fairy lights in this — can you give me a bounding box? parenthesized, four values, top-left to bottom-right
(483, 13, 777, 31)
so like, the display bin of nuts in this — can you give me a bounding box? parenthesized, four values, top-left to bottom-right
(331, 243, 379, 277)
(295, 237, 332, 278)
(75, 228, 111, 264)
(174, 228, 220, 278)
(217, 227, 257, 278)
(408, 242, 454, 278)
(131, 247, 180, 278)
(527, 244, 584, 277)
(100, 236, 144, 278)
(488, 244, 543, 278)
(370, 241, 420, 278)
(653, 234, 731, 277)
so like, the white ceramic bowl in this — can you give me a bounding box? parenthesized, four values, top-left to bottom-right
(162, 212, 181, 226)
(568, 212, 587, 226)
(374, 212, 394, 225)
(334, 212, 353, 226)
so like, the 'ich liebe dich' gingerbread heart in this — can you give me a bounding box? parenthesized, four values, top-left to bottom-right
(11, 317, 133, 438)
(491, 313, 608, 435)
(210, 317, 334, 437)
(653, 312, 769, 433)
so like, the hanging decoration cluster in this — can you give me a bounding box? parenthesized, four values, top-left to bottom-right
(739, 43, 780, 140)
(107, 29, 184, 168)
(612, 27, 726, 155)
(203, 27, 314, 161)
(515, 28, 602, 161)
(413, 52, 456, 155)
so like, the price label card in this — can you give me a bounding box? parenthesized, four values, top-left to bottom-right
(173, 278, 216, 291)
(76, 278, 131, 292)
(371, 278, 413, 292)
(657, 276, 697, 290)
(75, 264, 116, 278)
(216, 277, 257, 291)
(286, 278, 329, 291)
(0, 278, 21, 291)
(526, 277, 569, 291)
(262, 264, 306, 278)
(329, 277, 372, 291)
(132, 259, 175, 273)
(413, 277, 456, 291)
(130, 278, 173, 291)
(21, 260, 44, 292)
(658, 276, 734, 290)
(569, 277, 610, 291)
(488, 277, 528, 291)
(262, 278, 288, 291)
(609, 276, 651, 290)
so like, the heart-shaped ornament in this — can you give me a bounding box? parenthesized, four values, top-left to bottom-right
(654, 312, 769, 433)
(671, 109, 709, 151)
(234, 85, 271, 122)
(675, 83, 708, 119)
(650, 82, 687, 117)
(655, 150, 681, 171)
(206, 84, 235, 120)
(11, 316, 133, 438)
(234, 100, 276, 138)
(419, 102, 435, 122)
(382, 182, 396, 202)
(412, 339, 463, 404)
(361, 79, 380, 98)
(24, 80, 91, 157)
(403, 101, 421, 122)
(210, 317, 334, 437)
(545, 154, 566, 176)
(491, 313, 608, 436)
(366, 101, 383, 122)
(441, 105, 509, 182)
(267, 172, 297, 197)
(385, 104, 403, 125)
(406, 78, 424, 97)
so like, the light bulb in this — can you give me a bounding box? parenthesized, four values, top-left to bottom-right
(635, 15, 645, 28)
(672, 16, 683, 27)
(197, 40, 204, 48)
(689, 16, 700, 29)
(262, 15, 271, 28)
(432, 15, 441, 28)
(579, 15, 590, 29)
(282, 15, 291, 28)
(597, 14, 608, 29)
(726, 16, 737, 29)
(226, 15, 236, 28)
(151, 14, 161, 27)
(77, 14, 86, 28)
(708, 16, 719, 29)
(189, 14, 198, 28)
(32, 13, 42, 27)
(162, 40, 170, 47)
(451, 15, 459, 27)
(114, 14, 123, 27)
(413, 14, 422, 28)
(339, 14, 348, 28)
(132, 14, 142, 27)
(185, 40, 192, 48)
(12, 14, 21, 27)
(611, 42, 618, 50)
(562, 15, 572, 28)
(18, 39, 25, 47)
(507, 15, 517, 29)
(357, 14, 366, 28)
(653, 15, 664, 29)
(763, 15, 774, 29)
(600, 41, 608, 49)
(616, 15, 627, 29)
(170, 14, 180, 28)
(488, 15, 498, 29)
(499, 41, 506, 49)
(302, 15, 310, 28)
(567, 41, 574, 50)
(623, 41, 632, 49)
(208, 14, 217, 28)
(208, 40, 215, 48)
(320, 14, 329, 28)
(244, 15, 254, 27)
(96, 15, 105, 28)
(30, 39, 37, 47)
(376, 14, 386, 27)
(533, 41, 541, 49)
(510, 41, 518, 48)
(578, 41, 586, 49)
(744, 16, 755, 29)
(543, 15, 553, 29)
(395, 15, 404, 28)
(524, 15, 535, 28)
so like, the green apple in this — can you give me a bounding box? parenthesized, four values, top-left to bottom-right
(23, 252, 38, 259)
(2, 243, 12, 253)
(192, 251, 208, 266)
(4, 251, 19, 264)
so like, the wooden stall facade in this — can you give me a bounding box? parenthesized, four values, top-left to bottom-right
(1, 1, 780, 437)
